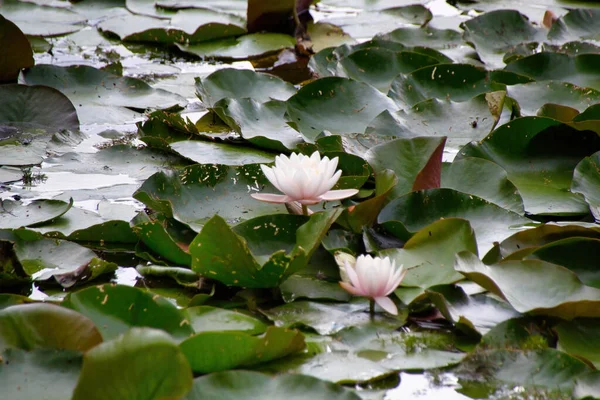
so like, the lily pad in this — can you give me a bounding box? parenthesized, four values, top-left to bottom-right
(168, 140, 276, 165)
(184, 371, 361, 400)
(461, 10, 545, 68)
(180, 326, 305, 373)
(379, 189, 530, 255)
(62, 284, 194, 341)
(364, 136, 446, 199)
(21, 64, 185, 124)
(262, 300, 405, 335)
(389, 64, 504, 108)
(0, 0, 85, 36)
(190, 211, 340, 288)
(176, 33, 295, 60)
(375, 26, 464, 50)
(556, 318, 600, 368)
(572, 150, 600, 219)
(184, 306, 267, 334)
(13, 237, 117, 286)
(285, 77, 399, 142)
(442, 157, 524, 214)
(0, 348, 82, 400)
(0, 16, 34, 83)
(72, 328, 193, 400)
(0, 303, 102, 351)
(548, 8, 600, 43)
(279, 275, 352, 303)
(506, 81, 600, 117)
(98, 10, 246, 44)
(133, 163, 283, 232)
(0, 198, 73, 229)
(505, 53, 600, 90)
(196, 68, 296, 107)
(458, 116, 600, 215)
(212, 99, 302, 151)
(455, 251, 600, 318)
(381, 218, 477, 291)
(131, 212, 192, 266)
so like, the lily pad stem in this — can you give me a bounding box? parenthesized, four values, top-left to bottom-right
(302, 204, 309, 216)
(369, 299, 375, 317)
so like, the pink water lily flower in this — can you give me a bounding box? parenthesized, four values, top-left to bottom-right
(251, 152, 358, 205)
(339, 254, 406, 315)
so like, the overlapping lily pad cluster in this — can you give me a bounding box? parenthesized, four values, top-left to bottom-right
(2, 0, 600, 399)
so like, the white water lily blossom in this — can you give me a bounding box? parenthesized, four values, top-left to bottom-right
(339, 254, 406, 315)
(251, 152, 359, 205)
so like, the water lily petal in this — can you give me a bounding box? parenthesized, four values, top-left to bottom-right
(250, 193, 291, 203)
(319, 188, 359, 201)
(260, 164, 281, 192)
(344, 262, 366, 295)
(339, 281, 363, 296)
(374, 296, 398, 315)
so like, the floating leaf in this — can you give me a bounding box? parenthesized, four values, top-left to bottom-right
(180, 326, 305, 373)
(458, 117, 600, 215)
(134, 163, 283, 232)
(378, 189, 530, 255)
(62, 284, 194, 341)
(0, 348, 82, 400)
(190, 211, 340, 288)
(382, 218, 477, 290)
(184, 371, 361, 400)
(176, 33, 295, 60)
(184, 306, 267, 335)
(556, 318, 600, 368)
(72, 328, 193, 400)
(0, 16, 33, 83)
(0, 198, 73, 229)
(572, 151, 600, 219)
(285, 77, 399, 141)
(0, 0, 85, 36)
(455, 251, 600, 318)
(0, 303, 102, 351)
(196, 68, 296, 107)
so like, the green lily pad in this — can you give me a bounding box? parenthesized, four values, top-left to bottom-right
(548, 8, 600, 43)
(379, 189, 530, 255)
(285, 77, 399, 142)
(72, 328, 193, 400)
(458, 116, 600, 215)
(524, 237, 600, 288)
(180, 326, 305, 373)
(487, 223, 600, 263)
(505, 53, 600, 90)
(0, 348, 82, 400)
(366, 92, 506, 153)
(575, 371, 600, 399)
(572, 150, 600, 219)
(13, 237, 117, 286)
(381, 218, 477, 290)
(457, 348, 591, 393)
(98, 10, 245, 44)
(0, 16, 34, 83)
(1, 0, 85, 36)
(131, 212, 192, 266)
(262, 300, 405, 335)
(21, 64, 185, 124)
(427, 286, 519, 335)
(556, 318, 600, 368)
(455, 251, 600, 318)
(337, 48, 441, 92)
(260, 326, 464, 383)
(190, 211, 341, 288)
(176, 33, 295, 60)
(365, 136, 446, 199)
(134, 163, 283, 232)
(168, 140, 276, 165)
(506, 81, 600, 117)
(62, 284, 194, 341)
(212, 99, 302, 151)
(279, 275, 352, 303)
(196, 68, 296, 107)
(461, 10, 545, 68)
(322, 5, 432, 39)
(375, 26, 464, 50)
(0, 198, 73, 229)
(184, 371, 361, 400)
(442, 157, 524, 214)
(0, 303, 102, 351)
(389, 64, 504, 108)
(184, 306, 267, 335)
